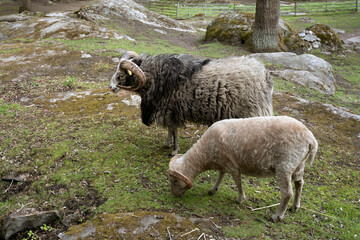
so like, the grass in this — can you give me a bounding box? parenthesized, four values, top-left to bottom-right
(55, 36, 247, 59)
(147, 0, 357, 19)
(283, 11, 360, 34)
(0, 8, 359, 240)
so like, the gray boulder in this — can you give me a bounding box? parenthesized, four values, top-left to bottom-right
(250, 52, 336, 95)
(1, 210, 60, 240)
(343, 36, 360, 53)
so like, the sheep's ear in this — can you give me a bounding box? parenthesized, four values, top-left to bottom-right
(168, 169, 192, 189)
(169, 154, 183, 166)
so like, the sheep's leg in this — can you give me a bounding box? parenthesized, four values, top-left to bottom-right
(165, 129, 173, 148)
(171, 128, 180, 156)
(208, 171, 225, 195)
(272, 175, 293, 222)
(232, 173, 246, 203)
(290, 178, 304, 212)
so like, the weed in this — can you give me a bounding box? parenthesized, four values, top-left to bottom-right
(62, 76, 76, 89)
(40, 224, 54, 232)
(22, 230, 38, 240)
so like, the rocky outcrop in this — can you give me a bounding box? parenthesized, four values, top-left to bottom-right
(306, 24, 342, 50)
(80, 0, 196, 33)
(0, 12, 133, 41)
(250, 52, 336, 95)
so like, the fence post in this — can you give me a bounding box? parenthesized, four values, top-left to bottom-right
(205, 0, 207, 16)
(176, 0, 179, 19)
(294, 0, 297, 16)
(356, 0, 359, 12)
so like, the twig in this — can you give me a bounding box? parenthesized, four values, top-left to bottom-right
(251, 203, 280, 211)
(15, 202, 32, 214)
(3, 180, 13, 194)
(197, 233, 206, 240)
(211, 221, 222, 229)
(167, 227, 172, 240)
(185, 211, 204, 218)
(301, 206, 337, 219)
(180, 228, 199, 237)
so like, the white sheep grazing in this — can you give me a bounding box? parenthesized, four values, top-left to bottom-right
(168, 116, 318, 222)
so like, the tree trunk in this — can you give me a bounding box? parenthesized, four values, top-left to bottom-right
(20, 0, 33, 12)
(252, 0, 280, 52)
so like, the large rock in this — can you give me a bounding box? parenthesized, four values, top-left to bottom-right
(0, 209, 60, 240)
(250, 52, 336, 95)
(343, 36, 360, 53)
(0, 12, 134, 41)
(80, 0, 196, 33)
(205, 12, 309, 53)
(205, 12, 254, 44)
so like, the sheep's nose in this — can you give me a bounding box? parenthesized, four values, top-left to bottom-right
(110, 86, 120, 93)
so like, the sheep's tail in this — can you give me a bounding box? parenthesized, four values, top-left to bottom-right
(306, 138, 318, 166)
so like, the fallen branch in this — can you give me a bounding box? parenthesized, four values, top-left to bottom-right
(3, 180, 13, 194)
(301, 206, 337, 219)
(197, 232, 206, 240)
(185, 211, 204, 218)
(180, 228, 199, 237)
(251, 203, 280, 211)
(211, 221, 222, 229)
(15, 202, 32, 214)
(167, 227, 172, 240)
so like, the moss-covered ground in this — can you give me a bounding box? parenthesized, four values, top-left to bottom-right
(0, 6, 359, 240)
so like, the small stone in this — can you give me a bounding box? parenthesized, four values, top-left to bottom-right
(20, 97, 30, 102)
(312, 42, 321, 49)
(61, 212, 81, 227)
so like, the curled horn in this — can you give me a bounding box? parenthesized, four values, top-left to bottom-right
(168, 169, 193, 189)
(116, 59, 146, 91)
(120, 51, 139, 61)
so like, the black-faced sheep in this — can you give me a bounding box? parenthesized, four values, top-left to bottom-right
(168, 116, 318, 222)
(110, 51, 273, 155)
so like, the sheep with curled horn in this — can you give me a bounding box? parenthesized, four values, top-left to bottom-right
(109, 51, 274, 155)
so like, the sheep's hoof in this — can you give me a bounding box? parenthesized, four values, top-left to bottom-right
(270, 214, 283, 223)
(170, 149, 179, 156)
(163, 144, 172, 149)
(235, 196, 246, 204)
(208, 188, 218, 195)
(290, 205, 300, 212)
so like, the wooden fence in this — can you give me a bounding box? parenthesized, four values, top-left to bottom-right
(140, 0, 359, 19)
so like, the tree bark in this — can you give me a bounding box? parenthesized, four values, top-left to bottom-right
(252, 0, 280, 52)
(20, 0, 33, 12)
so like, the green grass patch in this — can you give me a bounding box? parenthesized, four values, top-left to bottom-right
(283, 12, 360, 34)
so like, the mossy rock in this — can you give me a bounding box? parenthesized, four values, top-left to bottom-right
(306, 24, 342, 50)
(205, 12, 255, 45)
(205, 12, 309, 53)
